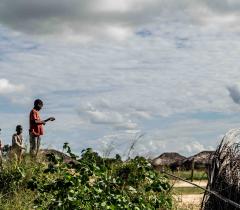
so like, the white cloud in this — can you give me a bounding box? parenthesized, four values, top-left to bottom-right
(1, 21, 240, 156)
(0, 78, 24, 94)
(183, 141, 206, 154)
(1, 1, 240, 156)
(87, 110, 124, 125)
(78, 102, 139, 131)
(131, 111, 152, 120)
(105, 26, 132, 41)
(95, 0, 135, 13)
(114, 121, 138, 131)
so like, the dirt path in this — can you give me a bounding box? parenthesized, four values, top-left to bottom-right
(175, 194, 204, 204)
(173, 180, 207, 209)
(174, 194, 204, 210)
(172, 180, 208, 188)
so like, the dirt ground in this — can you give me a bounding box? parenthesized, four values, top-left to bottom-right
(173, 180, 208, 210)
(174, 194, 204, 209)
(172, 180, 208, 188)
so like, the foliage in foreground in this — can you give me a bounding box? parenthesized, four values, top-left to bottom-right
(0, 144, 173, 210)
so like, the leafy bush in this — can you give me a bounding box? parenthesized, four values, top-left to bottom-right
(0, 144, 173, 210)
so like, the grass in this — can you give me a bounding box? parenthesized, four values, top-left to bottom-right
(0, 189, 36, 210)
(173, 187, 204, 195)
(0, 154, 55, 210)
(173, 170, 208, 181)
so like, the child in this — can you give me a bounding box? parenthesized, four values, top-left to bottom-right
(29, 99, 55, 157)
(12, 125, 25, 163)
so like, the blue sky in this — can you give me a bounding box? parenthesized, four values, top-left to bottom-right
(1, 0, 240, 158)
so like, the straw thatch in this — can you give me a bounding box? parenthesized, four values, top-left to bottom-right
(202, 129, 240, 210)
(151, 152, 186, 171)
(179, 151, 214, 170)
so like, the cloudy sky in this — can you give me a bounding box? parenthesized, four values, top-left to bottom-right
(1, 0, 240, 158)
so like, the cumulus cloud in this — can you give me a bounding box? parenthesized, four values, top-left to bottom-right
(131, 110, 152, 120)
(87, 110, 124, 125)
(183, 141, 206, 154)
(78, 102, 138, 131)
(0, 78, 24, 94)
(1, 0, 240, 40)
(1, 0, 240, 156)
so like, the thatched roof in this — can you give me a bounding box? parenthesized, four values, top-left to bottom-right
(151, 151, 214, 171)
(151, 152, 186, 167)
(40, 149, 77, 164)
(186, 151, 214, 164)
(177, 151, 214, 170)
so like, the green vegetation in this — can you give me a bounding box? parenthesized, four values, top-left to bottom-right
(0, 143, 173, 210)
(173, 170, 208, 181)
(173, 187, 204, 195)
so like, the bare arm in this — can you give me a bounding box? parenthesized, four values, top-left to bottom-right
(44, 117, 55, 122)
(34, 117, 55, 125)
(12, 136, 24, 149)
(34, 119, 46, 125)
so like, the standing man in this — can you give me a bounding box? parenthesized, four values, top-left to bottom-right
(29, 99, 55, 157)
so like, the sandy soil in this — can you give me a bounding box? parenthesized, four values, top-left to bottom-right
(174, 194, 204, 210)
(175, 194, 204, 204)
(172, 180, 208, 188)
(173, 180, 207, 209)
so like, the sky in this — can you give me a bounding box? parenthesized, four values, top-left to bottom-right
(1, 0, 240, 158)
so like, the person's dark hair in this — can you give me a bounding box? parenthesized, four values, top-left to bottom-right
(34, 99, 43, 107)
(16, 125, 22, 130)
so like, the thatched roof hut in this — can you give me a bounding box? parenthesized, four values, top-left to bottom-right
(152, 151, 214, 171)
(151, 152, 186, 170)
(180, 151, 214, 170)
(189, 151, 213, 163)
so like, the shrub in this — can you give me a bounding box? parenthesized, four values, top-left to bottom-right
(1, 144, 173, 210)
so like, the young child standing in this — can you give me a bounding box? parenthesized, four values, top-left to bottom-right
(11, 125, 25, 163)
(29, 99, 55, 157)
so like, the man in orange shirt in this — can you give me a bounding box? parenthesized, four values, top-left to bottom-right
(29, 99, 55, 157)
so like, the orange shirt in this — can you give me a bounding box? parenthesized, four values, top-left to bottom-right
(29, 109, 44, 136)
